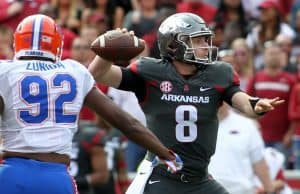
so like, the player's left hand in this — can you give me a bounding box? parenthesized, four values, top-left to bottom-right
(152, 150, 183, 173)
(254, 97, 284, 114)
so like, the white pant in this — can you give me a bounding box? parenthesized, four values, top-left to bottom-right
(126, 160, 154, 194)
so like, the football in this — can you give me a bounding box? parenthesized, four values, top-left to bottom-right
(90, 30, 145, 63)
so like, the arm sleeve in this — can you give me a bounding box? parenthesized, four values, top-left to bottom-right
(222, 85, 242, 106)
(118, 68, 146, 102)
(222, 68, 242, 105)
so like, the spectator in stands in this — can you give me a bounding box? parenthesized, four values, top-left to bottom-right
(0, 0, 48, 31)
(275, 34, 298, 74)
(210, 23, 226, 49)
(246, 41, 297, 168)
(60, 27, 78, 59)
(246, 0, 296, 70)
(213, 0, 249, 49)
(291, 9, 300, 64)
(51, 0, 82, 34)
(277, 0, 293, 23)
(156, 0, 181, 10)
(142, 6, 176, 58)
(82, 25, 100, 47)
(79, 25, 101, 45)
(112, 0, 137, 28)
(0, 0, 23, 30)
(231, 38, 255, 91)
(289, 69, 300, 169)
(218, 49, 234, 64)
(116, 0, 137, 14)
(82, 13, 109, 35)
(290, 0, 300, 28)
(81, 0, 121, 30)
(203, 0, 220, 7)
(240, 0, 262, 21)
(39, 2, 78, 59)
(39, 2, 55, 18)
(209, 103, 283, 194)
(71, 37, 94, 67)
(123, 0, 159, 38)
(80, 22, 105, 47)
(176, 0, 217, 24)
(0, 25, 13, 60)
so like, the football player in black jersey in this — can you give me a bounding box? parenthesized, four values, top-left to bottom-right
(70, 122, 109, 194)
(93, 115, 130, 194)
(71, 119, 129, 194)
(89, 13, 283, 194)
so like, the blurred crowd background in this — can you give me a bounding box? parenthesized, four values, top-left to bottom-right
(1, 0, 300, 193)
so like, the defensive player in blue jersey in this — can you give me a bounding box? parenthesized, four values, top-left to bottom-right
(89, 13, 283, 194)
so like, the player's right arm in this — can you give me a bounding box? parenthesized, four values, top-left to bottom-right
(88, 56, 122, 88)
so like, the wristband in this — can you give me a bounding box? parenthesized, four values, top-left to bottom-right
(249, 97, 266, 116)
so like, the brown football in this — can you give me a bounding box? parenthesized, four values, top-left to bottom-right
(90, 30, 145, 63)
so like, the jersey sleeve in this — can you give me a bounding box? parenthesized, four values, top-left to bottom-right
(218, 62, 242, 105)
(118, 59, 148, 102)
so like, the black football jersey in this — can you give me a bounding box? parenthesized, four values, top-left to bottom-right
(70, 124, 106, 182)
(121, 57, 240, 177)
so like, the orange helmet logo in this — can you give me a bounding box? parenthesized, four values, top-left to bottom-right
(14, 14, 64, 62)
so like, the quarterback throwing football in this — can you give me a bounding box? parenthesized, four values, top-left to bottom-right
(89, 13, 283, 194)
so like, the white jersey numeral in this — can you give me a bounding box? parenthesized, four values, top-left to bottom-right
(175, 105, 198, 142)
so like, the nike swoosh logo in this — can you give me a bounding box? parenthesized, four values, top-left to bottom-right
(200, 87, 211, 92)
(148, 180, 160, 184)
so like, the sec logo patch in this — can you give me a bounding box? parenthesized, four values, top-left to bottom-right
(160, 81, 173, 93)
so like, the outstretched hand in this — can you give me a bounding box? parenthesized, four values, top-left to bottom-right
(152, 150, 183, 173)
(254, 97, 284, 114)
